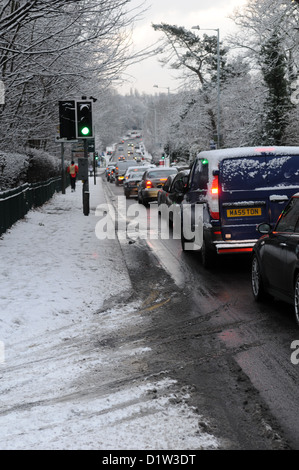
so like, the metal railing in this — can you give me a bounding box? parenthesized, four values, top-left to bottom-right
(0, 177, 65, 236)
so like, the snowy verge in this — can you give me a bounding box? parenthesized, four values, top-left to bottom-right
(0, 176, 220, 450)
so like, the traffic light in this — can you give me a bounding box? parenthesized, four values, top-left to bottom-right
(59, 100, 76, 140)
(76, 100, 93, 138)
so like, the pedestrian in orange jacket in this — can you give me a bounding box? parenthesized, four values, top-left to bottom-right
(67, 161, 79, 192)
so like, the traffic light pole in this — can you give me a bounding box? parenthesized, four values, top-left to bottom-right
(61, 142, 66, 195)
(93, 152, 96, 185)
(83, 139, 90, 216)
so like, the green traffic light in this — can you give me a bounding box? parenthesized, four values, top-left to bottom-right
(81, 126, 90, 136)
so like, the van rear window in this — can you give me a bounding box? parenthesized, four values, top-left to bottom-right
(266, 155, 299, 187)
(220, 155, 299, 191)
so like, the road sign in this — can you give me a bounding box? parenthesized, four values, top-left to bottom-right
(88, 138, 95, 152)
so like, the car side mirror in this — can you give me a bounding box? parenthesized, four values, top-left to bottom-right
(257, 223, 271, 234)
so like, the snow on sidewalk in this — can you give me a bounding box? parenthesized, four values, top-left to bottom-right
(0, 177, 131, 344)
(0, 176, 220, 450)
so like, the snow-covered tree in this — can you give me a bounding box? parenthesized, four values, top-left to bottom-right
(0, 0, 135, 151)
(152, 24, 228, 146)
(229, 0, 299, 144)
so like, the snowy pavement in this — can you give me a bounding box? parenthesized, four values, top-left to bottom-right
(0, 175, 220, 450)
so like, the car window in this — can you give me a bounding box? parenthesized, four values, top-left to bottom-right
(190, 159, 209, 191)
(267, 155, 299, 187)
(147, 170, 177, 179)
(220, 157, 266, 191)
(172, 171, 189, 187)
(220, 155, 299, 191)
(164, 176, 174, 191)
(129, 171, 144, 178)
(276, 198, 299, 232)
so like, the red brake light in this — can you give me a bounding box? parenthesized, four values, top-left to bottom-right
(146, 180, 153, 188)
(211, 175, 219, 195)
(210, 175, 219, 219)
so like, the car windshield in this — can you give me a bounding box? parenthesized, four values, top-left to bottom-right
(129, 172, 144, 178)
(146, 169, 177, 179)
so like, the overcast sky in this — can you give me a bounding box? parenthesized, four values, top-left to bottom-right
(118, 0, 248, 95)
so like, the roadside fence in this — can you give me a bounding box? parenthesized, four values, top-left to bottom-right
(0, 177, 65, 236)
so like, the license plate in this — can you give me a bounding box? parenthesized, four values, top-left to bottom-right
(226, 207, 262, 217)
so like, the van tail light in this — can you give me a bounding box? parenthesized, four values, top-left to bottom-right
(146, 180, 153, 188)
(210, 175, 220, 219)
(211, 175, 219, 195)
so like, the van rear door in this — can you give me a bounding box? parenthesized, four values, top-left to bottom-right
(266, 154, 299, 223)
(219, 156, 268, 241)
(219, 154, 299, 242)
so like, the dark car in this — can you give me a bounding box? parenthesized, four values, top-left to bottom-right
(114, 160, 138, 186)
(123, 168, 148, 198)
(106, 162, 117, 181)
(251, 193, 299, 326)
(138, 167, 178, 206)
(158, 170, 190, 223)
(157, 174, 176, 207)
(109, 166, 116, 183)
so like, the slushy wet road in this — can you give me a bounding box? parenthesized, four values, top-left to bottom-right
(103, 175, 299, 449)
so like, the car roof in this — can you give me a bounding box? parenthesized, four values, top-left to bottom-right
(176, 169, 190, 176)
(197, 146, 299, 172)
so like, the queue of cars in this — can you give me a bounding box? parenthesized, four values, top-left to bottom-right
(158, 146, 299, 327)
(105, 145, 299, 326)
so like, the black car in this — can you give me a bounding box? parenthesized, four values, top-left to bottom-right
(158, 170, 190, 223)
(157, 174, 176, 207)
(251, 193, 299, 326)
(123, 169, 147, 198)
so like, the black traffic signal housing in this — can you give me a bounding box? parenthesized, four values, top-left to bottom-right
(76, 100, 93, 138)
(59, 100, 76, 140)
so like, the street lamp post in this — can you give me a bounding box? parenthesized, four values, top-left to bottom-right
(153, 84, 172, 162)
(153, 84, 170, 101)
(192, 25, 221, 149)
